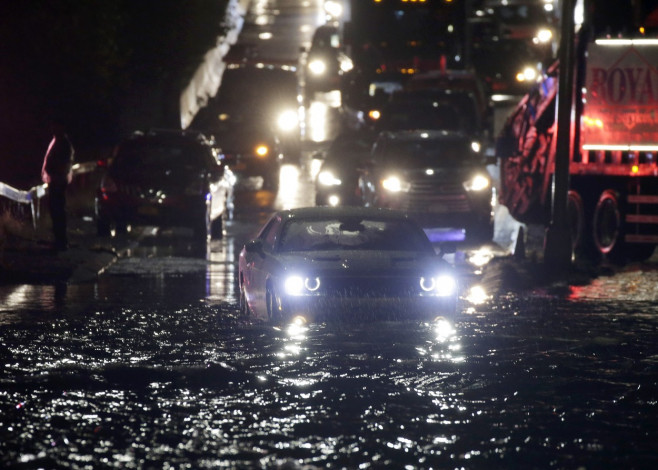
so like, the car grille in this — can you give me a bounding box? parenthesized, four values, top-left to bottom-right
(400, 179, 470, 213)
(320, 276, 420, 298)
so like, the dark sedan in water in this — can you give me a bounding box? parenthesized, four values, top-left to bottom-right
(238, 206, 458, 325)
(95, 129, 234, 240)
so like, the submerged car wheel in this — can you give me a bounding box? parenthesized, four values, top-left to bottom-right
(239, 279, 250, 316)
(266, 287, 284, 325)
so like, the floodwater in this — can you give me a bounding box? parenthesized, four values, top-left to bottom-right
(2, 251, 657, 468)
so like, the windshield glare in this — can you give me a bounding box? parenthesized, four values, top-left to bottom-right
(278, 218, 432, 253)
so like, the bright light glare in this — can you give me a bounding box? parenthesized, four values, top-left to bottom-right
(284, 276, 304, 295)
(465, 285, 489, 305)
(309, 59, 327, 75)
(318, 170, 342, 186)
(471, 141, 481, 153)
(368, 109, 381, 120)
(328, 195, 340, 206)
(308, 101, 328, 143)
(382, 176, 408, 192)
(468, 247, 494, 268)
(463, 174, 490, 191)
(433, 317, 455, 341)
(324, 1, 343, 18)
(421, 275, 456, 296)
(255, 145, 269, 157)
(277, 110, 299, 132)
(535, 28, 553, 43)
(517, 66, 538, 82)
(435, 274, 457, 297)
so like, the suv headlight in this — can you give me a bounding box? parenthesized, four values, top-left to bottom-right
(381, 175, 410, 193)
(277, 109, 299, 132)
(309, 59, 327, 76)
(463, 174, 490, 192)
(318, 169, 342, 186)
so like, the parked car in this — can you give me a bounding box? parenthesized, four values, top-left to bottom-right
(358, 130, 495, 242)
(238, 206, 458, 325)
(314, 130, 375, 206)
(95, 129, 234, 240)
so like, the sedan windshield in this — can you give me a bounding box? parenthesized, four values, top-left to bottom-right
(376, 138, 477, 168)
(278, 217, 432, 253)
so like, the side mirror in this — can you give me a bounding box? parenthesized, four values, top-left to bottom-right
(244, 239, 265, 257)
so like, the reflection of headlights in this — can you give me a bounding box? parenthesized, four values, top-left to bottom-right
(463, 174, 490, 192)
(534, 28, 553, 44)
(516, 66, 538, 83)
(277, 110, 298, 132)
(381, 175, 410, 193)
(420, 274, 457, 297)
(255, 144, 270, 157)
(284, 275, 321, 296)
(308, 59, 327, 75)
(318, 170, 342, 186)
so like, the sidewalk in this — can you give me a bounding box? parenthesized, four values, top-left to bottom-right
(0, 211, 131, 285)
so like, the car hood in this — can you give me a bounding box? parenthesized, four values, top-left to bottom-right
(276, 250, 449, 276)
(376, 164, 486, 180)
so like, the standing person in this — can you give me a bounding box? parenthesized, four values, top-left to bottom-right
(41, 121, 74, 251)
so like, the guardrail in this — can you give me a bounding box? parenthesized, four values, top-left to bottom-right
(0, 161, 98, 229)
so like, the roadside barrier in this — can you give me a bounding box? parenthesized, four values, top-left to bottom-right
(0, 161, 97, 229)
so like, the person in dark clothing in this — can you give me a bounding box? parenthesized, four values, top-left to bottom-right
(41, 122, 74, 251)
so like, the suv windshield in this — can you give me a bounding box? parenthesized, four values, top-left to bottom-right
(376, 138, 477, 168)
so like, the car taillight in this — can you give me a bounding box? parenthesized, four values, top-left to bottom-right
(100, 175, 118, 198)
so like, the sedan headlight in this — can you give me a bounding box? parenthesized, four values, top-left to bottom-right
(463, 174, 490, 192)
(308, 59, 327, 76)
(284, 275, 321, 296)
(381, 175, 410, 193)
(277, 109, 299, 132)
(420, 274, 457, 297)
(318, 169, 342, 186)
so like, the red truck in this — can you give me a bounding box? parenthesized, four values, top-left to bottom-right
(497, 37, 658, 261)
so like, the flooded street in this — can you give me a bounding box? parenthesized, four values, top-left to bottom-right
(2, 197, 658, 468)
(2, 1, 658, 468)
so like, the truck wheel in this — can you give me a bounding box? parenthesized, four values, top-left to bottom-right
(592, 190, 622, 259)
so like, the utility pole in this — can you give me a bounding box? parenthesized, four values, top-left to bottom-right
(543, 0, 576, 270)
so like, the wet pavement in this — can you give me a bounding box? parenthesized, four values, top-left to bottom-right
(2, 187, 658, 468)
(2, 259, 658, 468)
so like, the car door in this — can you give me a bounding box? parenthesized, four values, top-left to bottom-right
(244, 216, 283, 318)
